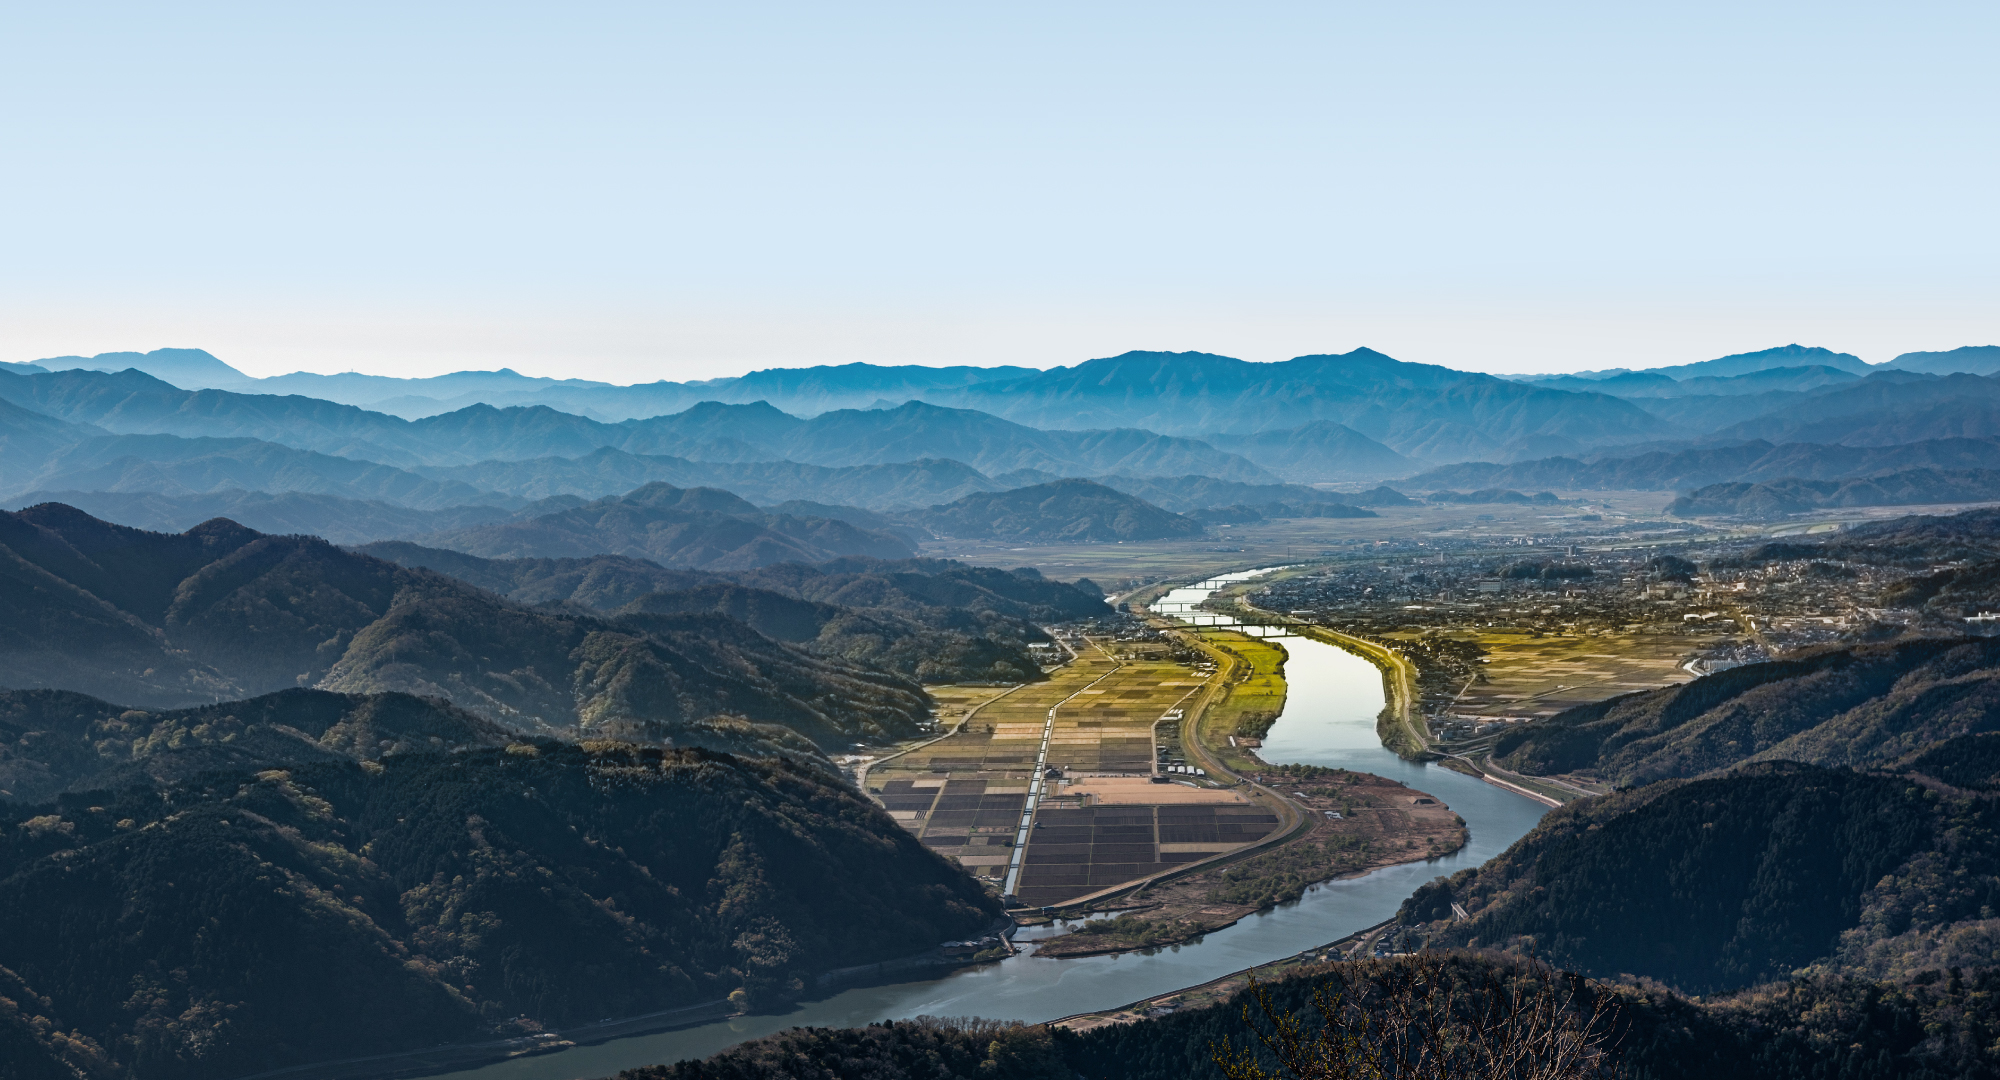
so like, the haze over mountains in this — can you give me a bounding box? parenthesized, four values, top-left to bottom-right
(9, 339, 2000, 543)
(15, 341, 2000, 1080)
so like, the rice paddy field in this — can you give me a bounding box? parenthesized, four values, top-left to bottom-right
(867, 642, 1280, 908)
(1182, 629, 1289, 775)
(1413, 629, 1714, 720)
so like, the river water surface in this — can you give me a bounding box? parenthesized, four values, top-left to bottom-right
(418, 569, 1549, 1080)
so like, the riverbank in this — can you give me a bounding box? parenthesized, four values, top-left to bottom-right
(1048, 916, 1396, 1033)
(1021, 582, 1468, 960)
(1033, 767, 1467, 958)
(392, 569, 1551, 1080)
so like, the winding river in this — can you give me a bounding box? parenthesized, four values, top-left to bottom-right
(416, 569, 1549, 1080)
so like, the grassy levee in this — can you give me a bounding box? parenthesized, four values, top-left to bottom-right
(1191, 629, 1288, 776)
(1236, 600, 1432, 760)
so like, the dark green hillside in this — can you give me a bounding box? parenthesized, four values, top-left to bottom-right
(616, 1017, 1070, 1080)
(1900, 731, 2000, 790)
(1830, 505, 2000, 564)
(1493, 637, 2000, 785)
(0, 687, 509, 802)
(614, 955, 2000, 1080)
(415, 482, 916, 568)
(1883, 555, 2000, 616)
(356, 545, 1079, 683)
(0, 743, 1001, 1080)
(619, 584, 1046, 684)
(1400, 765, 1956, 992)
(360, 545, 1108, 630)
(0, 505, 930, 748)
(920, 479, 1199, 542)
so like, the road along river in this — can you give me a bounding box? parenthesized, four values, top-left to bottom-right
(413, 569, 1550, 1080)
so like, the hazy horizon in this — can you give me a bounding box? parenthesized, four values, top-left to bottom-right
(5, 2, 1995, 383)
(10, 339, 1984, 387)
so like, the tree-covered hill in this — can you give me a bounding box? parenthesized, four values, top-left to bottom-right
(0, 743, 1002, 1080)
(731, 557, 1109, 622)
(617, 583, 1045, 684)
(918, 479, 1200, 542)
(360, 544, 1107, 684)
(0, 504, 930, 749)
(609, 953, 2000, 1080)
(0, 686, 510, 802)
(1398, 764, 1983, 993)
(1493, 637, 2000, 785)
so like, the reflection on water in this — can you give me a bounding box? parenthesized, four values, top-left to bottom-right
(417, 568, 1549, 1080)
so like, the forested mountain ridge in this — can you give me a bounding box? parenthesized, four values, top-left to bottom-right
(614, 952, 2000, 1080)
(0, 686, 510, 802)
(358, 544, 1104, 684)
(0, 504, 930, 748)
(1492, 637, 2000, 785)
(0, 743, 1003, 1080)
(1400, 763, 1995, 993)
(617, 585, 1046, 684)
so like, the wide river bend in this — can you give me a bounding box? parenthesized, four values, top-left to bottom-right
(418, 569, 1550, 1080)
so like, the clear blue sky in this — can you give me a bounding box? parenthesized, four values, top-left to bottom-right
(3, 2, 1994, 382)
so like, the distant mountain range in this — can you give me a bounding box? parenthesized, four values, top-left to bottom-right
(1625, 343, 1873, 380)
(19, 348, 1038, 419)
(409, 481, 917, 568)
(1519, 363, 1862, 399)
(925, 349, 1673, 462)
(1406, 437, 2000, 492)
(0, 367, 1278, 476)
(1879, 344, 2000, 375)
(15, 342, 2000, 520)
(915, 478, 1202, 542)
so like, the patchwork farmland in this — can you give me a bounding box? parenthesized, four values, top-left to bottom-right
(867, 641, 1283, 908)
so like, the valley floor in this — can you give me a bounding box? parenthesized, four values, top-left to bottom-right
(867, 620, 1469, 958)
